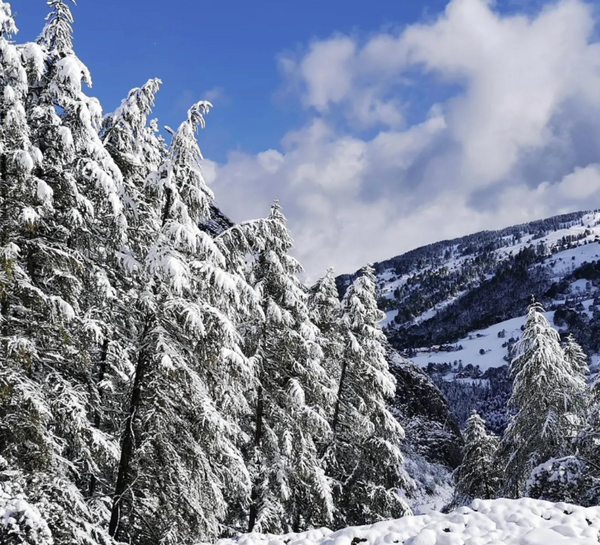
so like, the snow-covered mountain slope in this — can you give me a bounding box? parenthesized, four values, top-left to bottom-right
(409, 311, 554, 373)
(339, 210, 600, 432)
(339, 210, 600, 359)
(218, 498, 600, 545)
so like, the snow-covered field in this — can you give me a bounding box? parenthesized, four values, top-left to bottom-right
(407, 311, 559, 372)
(407, 272, 598, 373)
(221, 499, 600, 545)
(548, 241, 600, 278)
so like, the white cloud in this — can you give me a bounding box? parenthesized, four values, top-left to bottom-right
(556, 165, 600, 201)
(207, 0, 600, 280)
(202, 86, 227, 104)
(295, 36, 356, 112)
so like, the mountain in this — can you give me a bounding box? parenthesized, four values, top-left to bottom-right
(200, 202, 235, 236)
(340, 210, 600, 430)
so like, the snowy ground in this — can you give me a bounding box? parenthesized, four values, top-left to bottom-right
(219, 498, 600, 545)
(407, 313, 537, 372)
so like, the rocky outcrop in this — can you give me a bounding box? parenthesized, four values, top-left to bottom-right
(390, 354, 463, 469)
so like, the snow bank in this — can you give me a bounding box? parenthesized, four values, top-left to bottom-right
(219, 498, 600, 545)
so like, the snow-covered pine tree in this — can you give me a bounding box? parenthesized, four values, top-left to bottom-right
(571, 367, 600, 505)
(0, 0, 53, 478)
(79, 79, 167, 503)
(563, 334, 589, 417)
(499, 301, 586, 497)
(33, 0, 128, 486)
(308, 268, 345, 456)
(1, 1, 122, 543)
(244, 201, 335, 533)
(563, 334, 589, 377)
(102, 78, 165, 198)
(330, 265, 410, 527)
(452, 412, 500, 507)
(580, 374, 600, 459)
(108, 101, 254, 545)
(308, 268, 344, 378)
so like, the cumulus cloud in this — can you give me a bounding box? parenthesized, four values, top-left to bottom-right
(207, 0, 600, 280)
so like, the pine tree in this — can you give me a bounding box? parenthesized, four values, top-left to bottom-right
(330, 266, 410, 527)
(108, 101, 254, 544)
(0, 0, 54, 478)
(452, 412, 500, 506)
(563, 334, 589, 401)
(308, 269, 345, 457)
(580, 375, 600, 458)
(499, 301, 586, 497)
(571, 371, 600, 505)
(244, 201, 334, 533)
(30, 1, 128, 488)
(526, 335, 590, 506)
(563, 334, 589, 377)
(85, 79, 166, 502)
(1, 1, 121, 543)
(308, 268, 344, 378)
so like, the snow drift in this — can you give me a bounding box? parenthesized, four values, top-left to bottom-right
(219, 498, 600, 545)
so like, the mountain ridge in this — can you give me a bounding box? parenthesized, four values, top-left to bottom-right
(338, 209, 600, 351)
(339, 210, 600, 433)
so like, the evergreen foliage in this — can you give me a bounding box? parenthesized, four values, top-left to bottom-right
(499, 301, 586, 497)
(244, 202, 335, 533)
(525, 456, 588, 504)
(329, 266, 411, 527)
(452, 412, 500, 506)
(0, 3, 412, 543)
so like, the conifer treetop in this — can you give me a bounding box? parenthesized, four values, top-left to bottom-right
(0, 1, 17, 38)
(39, 0, 76, 55)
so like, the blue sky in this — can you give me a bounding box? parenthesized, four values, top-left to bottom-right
(14, 0, 548, 163)
(14, 0, 455, 162)
(11, 0, 600, 278)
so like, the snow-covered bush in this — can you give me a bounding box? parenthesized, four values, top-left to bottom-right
(526, 456, 588, 504)
(0, 494, 52, 545)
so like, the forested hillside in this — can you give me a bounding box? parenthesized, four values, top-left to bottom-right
(340, 211, 600, 429)
(339, 210, 600, 351)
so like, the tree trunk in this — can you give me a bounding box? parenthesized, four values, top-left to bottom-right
(0, 291, 8, 339)
(109, 323, 150, 538)
(161, 187, 172, 227)
(247, 384, 264, 532)
(89, 337, 109, 497)
(332, 358, 348, 435)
